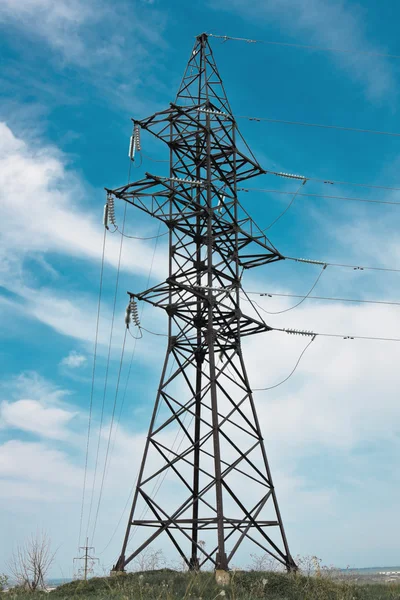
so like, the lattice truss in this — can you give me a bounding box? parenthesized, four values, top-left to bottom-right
(107, 33, 296, 573)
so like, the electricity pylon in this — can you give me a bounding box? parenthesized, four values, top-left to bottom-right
(74, 538, 98, 581)
(106, 32, 296, 574)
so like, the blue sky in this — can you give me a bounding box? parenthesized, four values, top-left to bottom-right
(1, 0, 400, 577)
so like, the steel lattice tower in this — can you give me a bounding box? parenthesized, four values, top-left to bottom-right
(107, 33, 296, 574)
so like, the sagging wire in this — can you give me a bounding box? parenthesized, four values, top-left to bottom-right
(85, 201, 128, 543)
(98, 227, 163, 555)
(207, 32, 400, 60)
(238, 186, 400, 208)
(91, 327, 129, 543)
(276, 327, 400, 342)
(77, 226, 107, 552)
(253, 335, 316, 392)
(125, 357, 187, 546)
(89, 141, 154, 548)
(264, 169, 400, 193)
(252, 321, 400, 392)
(126, 350, 226, 552)
(262, 178, 307, 231)
(98, 475, 138, 556)
(116, 229, 168, 241)
(241, 284, 400, 342)
(248, 291, 400, 308)
(141, 150, 169, 164)
(237, 114, 400, 139)
(141, 326, 169, 337)
(242, 263, 327, 315)
(286, 256, 400, 274)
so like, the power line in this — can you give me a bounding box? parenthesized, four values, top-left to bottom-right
(114, 227, 168, 241)
(98, 225, 163, 555)
(247, 291, 400, 308)
(208, 33, 400, 60)
(140, 326, 169, 337)
(85, 202, 128, 541)
(98, 479, 137, 556)
(141, 150, 169, 163)
(105, 224, 163, 480)
(127, 326, 143, 340)
(125, 351, 224, 556)
(275, 327, 400, 343)
(262, 179, 307, 230)
(286, 256, 400, 274)
(237, 115, 400, 138)
(91, 328, 128, 543)
(239, 186, 400, 207)
(253, 335, 316, 392)
(241, 264, 327, 315)
(265, 169, 400, 192)
(242, 287, 400, 343)
(128, 358, 179, 539)
(129, 410, 195, 544)
(77, 227, 107, 552)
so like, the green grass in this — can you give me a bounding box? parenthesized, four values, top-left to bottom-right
(4, 570, 400, 600)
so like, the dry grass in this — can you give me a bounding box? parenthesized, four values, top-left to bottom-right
(4, 568, 400, 600)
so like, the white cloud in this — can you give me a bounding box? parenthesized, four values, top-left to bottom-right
(0, 122, 167, 281)
(0, 124, 168, 351)
(0, 0, 90, 62)
(211, 0, 396, 100)
(0, 440, 82, 490)
(0, 0, 167, 113)
(0, 349, 399, 574)
(4, 371, 69, 406)
(241, 296, 400, 454)
(0, 400, 76, 440)
(60, 351, 87, 369)
(0, 372, 78, 440)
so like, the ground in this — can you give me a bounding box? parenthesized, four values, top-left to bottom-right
(4, 570, 400, 599)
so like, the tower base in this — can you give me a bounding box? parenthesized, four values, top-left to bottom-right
(215, 570, 230, 586)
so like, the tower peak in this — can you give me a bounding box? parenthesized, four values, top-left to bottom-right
(175, 34, 231, 114)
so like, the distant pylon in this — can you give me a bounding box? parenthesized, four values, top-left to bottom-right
(107, 32, 296, 574)
(74, 538, 98, 581)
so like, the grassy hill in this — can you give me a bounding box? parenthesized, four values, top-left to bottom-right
(4, 569, 400, 599)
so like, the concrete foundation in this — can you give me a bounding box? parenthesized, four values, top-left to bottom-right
(215, 570, 230, 586)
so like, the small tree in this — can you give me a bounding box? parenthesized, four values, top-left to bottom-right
(8, 531, 56, 591)
(0, 573, 9, 591)
(132, 547, 166, 572)
(248, 553, 283, 572)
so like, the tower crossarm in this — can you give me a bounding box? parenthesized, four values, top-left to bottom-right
(133, 102, 265, 184)
(106, 179, 284, 270)
(129, 284, 272, 341)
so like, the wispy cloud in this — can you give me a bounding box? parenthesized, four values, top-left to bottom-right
(60, 351, 87, 369)
(0, 122, 167, 281)
(0, 122, 169, 350)
(0, 372, 77, 440)
(0, 0, 164, 66)
(0, 0, 168, 112)
(211, 0, 397, 100)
